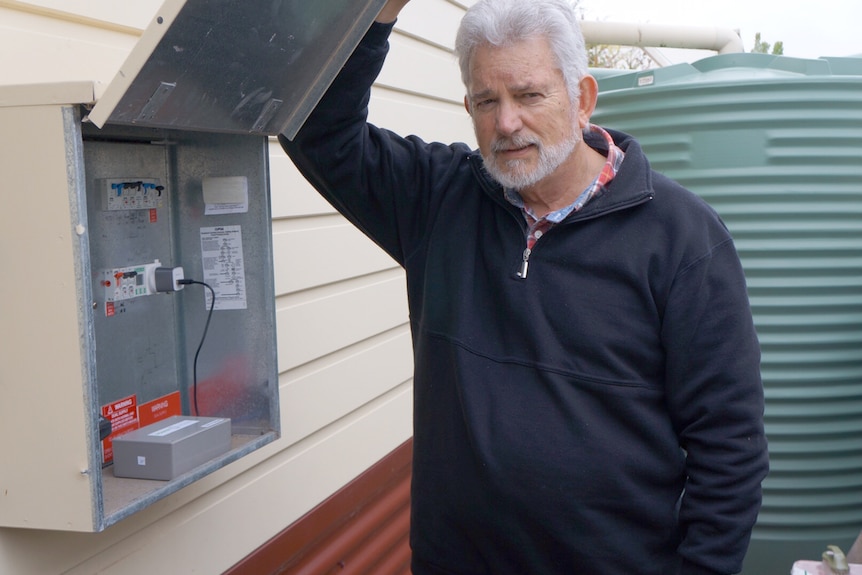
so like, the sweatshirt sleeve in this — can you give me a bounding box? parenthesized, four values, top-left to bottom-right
(278, 21, 466, 266)
(660, 209, 770, 575)
(278, 22, 400, 258)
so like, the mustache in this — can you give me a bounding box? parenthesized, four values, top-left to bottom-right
(491, 134, 541, 154)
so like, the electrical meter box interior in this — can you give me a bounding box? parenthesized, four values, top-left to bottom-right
(0, 0, 386, 532)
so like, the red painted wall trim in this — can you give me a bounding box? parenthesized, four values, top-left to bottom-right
(224, 438, 413, 575)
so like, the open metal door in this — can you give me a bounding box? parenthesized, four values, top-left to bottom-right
(88, 0, 386, 137)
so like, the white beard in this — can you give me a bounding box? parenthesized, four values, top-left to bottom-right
(481, 129, 581, 191)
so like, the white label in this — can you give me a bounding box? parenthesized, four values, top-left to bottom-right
(203, 176, 249, 215)
(199, 226, 248, 310)
(137, 456, 147, 466)
(149, 419, 198, 437)
(201, 418, 228, 429)
(637, 75, 655, 87)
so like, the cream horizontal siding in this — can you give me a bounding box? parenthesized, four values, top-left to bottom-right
(1, 0, 161, 29)
(0, 1, 472, 575)
(269, 149, 334, 218)
(272, 215, 398, 294)
(277, 269, 410, 370)
(0, 2, 157, 85)
(379, 31, 465, 102)
(281, 327, 414, 446)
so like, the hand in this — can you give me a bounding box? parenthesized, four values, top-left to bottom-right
(375, 0, 410, 23)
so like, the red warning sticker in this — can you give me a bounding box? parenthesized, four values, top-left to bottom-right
(139, 391, 182, 428)
(101, 394, 139, 464)
(149, 208, 158, 223)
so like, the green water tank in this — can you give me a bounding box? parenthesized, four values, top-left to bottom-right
(593, 53, 862, 575)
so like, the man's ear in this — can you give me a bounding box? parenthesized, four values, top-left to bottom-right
(576, 75, 599, 129)
(464, 95, 472, 116)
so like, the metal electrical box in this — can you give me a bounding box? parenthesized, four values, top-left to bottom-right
(0, 0, 385, 532)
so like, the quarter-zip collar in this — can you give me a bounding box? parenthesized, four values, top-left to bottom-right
(470, 126, 655, 226)
(503, 124, 624, 220)
(469, 126, 655, 278)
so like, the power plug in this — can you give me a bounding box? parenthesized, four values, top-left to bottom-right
(154, 266, 186, 292)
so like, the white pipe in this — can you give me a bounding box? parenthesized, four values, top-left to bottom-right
(580, 20, 744, 55)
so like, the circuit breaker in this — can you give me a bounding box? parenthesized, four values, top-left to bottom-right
(0, 0, 386, 532)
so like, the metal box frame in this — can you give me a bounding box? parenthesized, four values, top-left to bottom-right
(0, 94, 280, 532)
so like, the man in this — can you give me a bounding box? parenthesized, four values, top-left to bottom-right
(280, 1, 769, 573)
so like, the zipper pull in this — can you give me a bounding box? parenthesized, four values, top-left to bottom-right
(517, 248, 531, 279)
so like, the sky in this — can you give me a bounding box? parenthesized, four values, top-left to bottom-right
(578, 0, 862, 62)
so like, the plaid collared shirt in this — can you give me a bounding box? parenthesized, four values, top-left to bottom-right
(504, 124, 625, 278)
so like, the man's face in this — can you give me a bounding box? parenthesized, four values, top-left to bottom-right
(466, 36, 581, 190)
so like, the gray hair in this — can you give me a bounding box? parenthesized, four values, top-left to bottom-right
(455, 0, 588, 104)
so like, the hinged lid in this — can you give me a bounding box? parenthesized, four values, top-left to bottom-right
(88, 0, 386, 137)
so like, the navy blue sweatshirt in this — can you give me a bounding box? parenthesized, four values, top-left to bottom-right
(280, 21, 768, 575)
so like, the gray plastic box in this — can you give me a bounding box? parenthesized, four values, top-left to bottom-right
(113, 416, 231, 481)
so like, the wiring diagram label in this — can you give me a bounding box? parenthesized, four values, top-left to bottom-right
(199, 225, 248, 310)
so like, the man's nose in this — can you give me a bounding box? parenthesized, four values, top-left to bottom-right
(496, 100, 523, 136)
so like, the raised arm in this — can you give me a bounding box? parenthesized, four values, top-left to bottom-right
(376, 0, 410, 23)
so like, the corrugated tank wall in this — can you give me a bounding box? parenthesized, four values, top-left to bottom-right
(593, 53, 862, 575)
